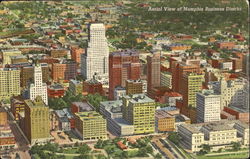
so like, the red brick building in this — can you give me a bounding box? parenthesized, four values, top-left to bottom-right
(47, 83, 65, 98)
(83, 79, 104, 95)
(52, 60, 77, 82)
(216, 42, 235, 49)
(109, 50, 140, 99)
(221, 107, 249, 123)
(71, 47, 85, 64)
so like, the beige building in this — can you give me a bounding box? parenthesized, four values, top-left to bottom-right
(0, 68, 20, 100)
(160, 72, 172, 89)
(1, 49, 22, 65)
(74, 111, 107, 140)
(178, 120, 249, 152)
(209, 77, 248, 110)
(24, 96, 51, 145)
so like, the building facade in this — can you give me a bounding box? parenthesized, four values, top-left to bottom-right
(178, 120, 249, 152)
(52, 60, 77, 82)
(74, 111, 107, 140)
(147, 53, 161, 95)
(122, 94, 156, 134)
(24, 97, 50, 144)
(28, 64, 48, 105)
(196, 90, 221, 123)
(160, 71, 172, 89)
(126, 79, 143, 95)
(81, 23, 109, 82)
(109, 50, 140, 99)
(0, 68, 20, 100)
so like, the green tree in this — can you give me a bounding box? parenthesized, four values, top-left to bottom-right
(155, 153, 162, 159)
(231, 142, 241, 151)
(78, 144, 91, 154)
(168, 132, 180, 146)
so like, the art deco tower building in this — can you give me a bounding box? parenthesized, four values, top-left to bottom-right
(81, 23, 109, 82)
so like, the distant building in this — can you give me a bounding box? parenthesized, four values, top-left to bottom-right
(196, 90, 221, 123)
(209, 77, 248, 110)
(28, 64, 48, 105)
(216, 41, 235, 49)
(47, 83, 65, 98)
(147, 53, 161, 97)
(125, 79, 143, 95)
(20, 63, 49, 88)
(69, 79, 82, 95)
(71, 47, 85, 64)
(160, 72, 172, 89)
(109, 50, 140, 99)
(49, 49, 69, 58)
(155, 107, 190, 132)
(11, 96, 25, 120)
(71, 102, 94, 114)
(178, 120, 249, 152)
(0, 68, 20, 100)
(161, 92, 182, 106)
(23, 97, 51, 144)
(83, 78, 104, 95)
(74, 111, 107, 140)
(52, 60, 77, 82)
(0, 49, 22, 65)
(113, 86, 126, 100)
(221, 106, 249, 123)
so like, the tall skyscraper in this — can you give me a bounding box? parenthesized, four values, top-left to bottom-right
(196, 89, 221, 123)
(24, 96, 50, 144)
(109, 50, 140, 99)
(28, 64, 48, 105)
(171, 57, 201, 93)
(81, 23, 109, 81)
(0, 68, 20, 100)
(178, 72, 204, 123)
(147, 53, 161, 95)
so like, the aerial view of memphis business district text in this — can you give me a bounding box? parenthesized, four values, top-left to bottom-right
(0, 0, 249, 159)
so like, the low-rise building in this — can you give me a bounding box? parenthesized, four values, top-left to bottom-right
(74, 111, 107, 140)
(0, 125, 16, 150)
(178, 120, 249, 152)
(11, 96, 25, 120)
(155, 107, 190, 132)
(54, 108, 74, 131)
(71, 102, 94, 114)
(100, 100, 134, 136)
(125, 79, 143, 95)
(113, 86, 126, 100)
(47, 83, 65, 98)
(69, 79, 82, 95)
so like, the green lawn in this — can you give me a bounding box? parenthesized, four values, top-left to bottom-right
(128, 150, 138, 157)
(195, 152, 249, 159)
(63, 148, 78, 154)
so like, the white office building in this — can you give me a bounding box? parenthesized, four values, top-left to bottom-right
(28, 64, 48, 105)
(209, 77, 248, 110)
(196, 90, 221, 123)
(81, 23, 109, 84)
